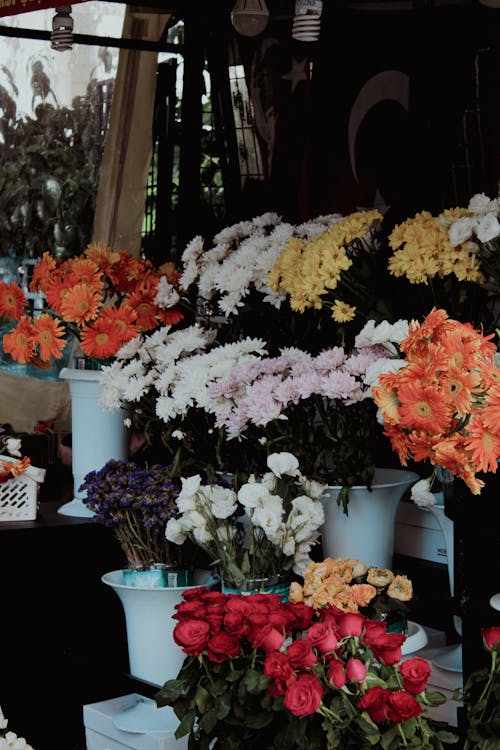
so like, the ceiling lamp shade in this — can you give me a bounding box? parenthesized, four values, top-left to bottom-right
(231, 0, 270, 37)
(51, 5, 74, 51)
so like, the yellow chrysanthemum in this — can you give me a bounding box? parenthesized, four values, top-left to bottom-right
(332, 300, 356, 322)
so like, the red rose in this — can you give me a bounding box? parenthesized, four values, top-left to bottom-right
(223, 611, 249, 639)
(264, 651, 295, 695)
(305, 622, 338, 654)
(269, 607, 295, 630)
(248, 623, 285, 652)
(387, 691, 423, 722)
(181, 586, 210, 601)
(364, 631, 406, 665)
(248, 612, 269, 629)
(318, 604, 340, 624)
(173, 600, 206, 620)
(285, 602, 315, 630)
(363, 620, 388, 640)
(225, 597, 253, 616)
(358, 686, 390, 724)
(336, 613, 366, 638)
(346, 657, 367, 682)
(207, 632, 241, 662)
(205, 611, 224, 632)
(284, 673, 324, 717)
(482, 626, 500, 651)
(173, 619, 210, 656)
(328, 658, 346, 688)
(398, 657, 432, 694)
(200, 590, 227, 606)
(286, 638, 318, 669)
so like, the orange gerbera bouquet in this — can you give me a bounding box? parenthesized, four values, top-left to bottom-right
(372, 307, 500, 495)
(0, 243, 186, 368)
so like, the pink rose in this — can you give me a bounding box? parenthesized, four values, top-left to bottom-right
(398, 657, 431, 694)
(482, 626, 500, 651)
(248, 623, 285, 652)
(286, 638, 318, 669)
(305, 622, 338, 654)
(358, 686, 390, 724)
(387, 691, 424, 722)
(284, 673, 324, 717)
(328, 658, 346, 688)
(346, 657, 367, 682)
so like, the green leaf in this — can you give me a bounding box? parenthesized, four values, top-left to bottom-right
(242, 668, 268, 693)
(199, 706, 218, 734)
(226, 668, 245, 682)
(194, 684, 211, 713)
(380, 724, 399, 750)
(243, 712, 273, 729)
(425, 690, 448, 707)
(215, 692, 232, 720)
(154, 679, 187, 706)
(174, 707, 195, 739)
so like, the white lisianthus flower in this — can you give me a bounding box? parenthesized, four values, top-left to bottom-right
(476, 213, 500, 243)
(282, 536, 296, 557)
(171, 430, 185, 440)
(165, 518, 187, 544)
(267, 451, 300, 478)
(215, 525, 236, 543)
(251, 502, 283, 536)
(299, 476, 327, 499)
(411, 478, 437, 507)
(179, 474, 202, 498)
(176, 493, 197, 513)
(468, 192, 499, 214)
(260, 471, 277, 492)
(290, 495, 325, 525)
(193, 525, 213, 545)
(364, 358, 407, 387)
(4, 438, 21, 457)
(448, 216, 478, 246)
(207, 486, 238, 518)
(238, 482, 271, 508)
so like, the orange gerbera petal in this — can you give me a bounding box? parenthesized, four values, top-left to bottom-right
(59, 283, 101, 325)
(156, 306, 184, 326)
(100, 304, 139, 343)
(32, 313, 67, 361)
(441, 366, 478, 416)
(400, 308, 449, 355)
(465, 415, 500, 473)
(126, 288, 158, 330)
(433, 436, 468, 476)
(407, 431, 442, 463)
(29, 252, 58, 293)
(483, 383, 500, 433)
(372, 384, 400, 424)
(44, 276, 74, 314)
(0, 281, 27, 320)
(382, 422, 411, 465)
(3, 316, 36, 363)
(397, 380, 452, 433)
(80, 319, 122, 359)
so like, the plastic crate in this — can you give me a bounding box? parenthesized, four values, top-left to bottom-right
(0, 456, 45, 521)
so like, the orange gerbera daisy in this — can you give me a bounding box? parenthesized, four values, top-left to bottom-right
(407, 431, 442, 463)
(156, 306, 184, 326)
(59, 283, 102, 325)
(372, 383, 400, 424)
(44, 276, 74, 314)
(456, 465, 485, 495)
(0, 281, 27, 320)
(465, 415, 500, 473)
(433, 436, 468, 476)
(32, 314, 67, 362)
(400, 308, 449, 355)
(126, 288, 159, 330)
(100, 304, 139, 343)
(441, 366, 478, 415)
(65, 257, 104, 293)
(483, 383, 500, 432)
(3, 316, 36, 363)
(80, 319, 122, 359)
(382, 422, 411, 464)
(29, 251, 58, 293)
(397, 380, 452, 433)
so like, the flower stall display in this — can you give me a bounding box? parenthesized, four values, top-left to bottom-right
(372, 307, 500, 500)
(80, 458, 187, 584)
(288, 557, 412, 630)
(0, 706, 35, 750)
(165, 451, 325, 592)
(0, 243, 186, 370)
(155, 589, 455, 750)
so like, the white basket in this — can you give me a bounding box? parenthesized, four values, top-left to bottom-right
(0, 456, 46, 521)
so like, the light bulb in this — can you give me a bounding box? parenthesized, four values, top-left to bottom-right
(231, 0, 270, 37)
(51, 5, 74, 52)
(292, 0, 323, 42)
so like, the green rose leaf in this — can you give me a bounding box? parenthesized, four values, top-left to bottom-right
(199, 706, 218, 734)
(174, 706, 195, 738)
(215, 692, 232, 720)
(154, 679, 187, 706)
(195, 684, 212, 713)
(380, 724, 399, 750)
(243, 668, 268, 693)
(425, 690, 449, 707)
(243, 712, 274, 729)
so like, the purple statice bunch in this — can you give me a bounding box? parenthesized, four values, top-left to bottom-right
(207, 343, 392, 490)
(80, 459, 181, 570)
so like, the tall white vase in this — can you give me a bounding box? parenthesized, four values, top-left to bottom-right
(58, 367, 129, 517)
(319, 468, 419, 569)
(102, 569, 212, 687)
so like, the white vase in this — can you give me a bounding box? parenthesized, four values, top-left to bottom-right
(58, 367, 129, 517)
(319, 468, 419, 569)
(102, 569, 213, 687)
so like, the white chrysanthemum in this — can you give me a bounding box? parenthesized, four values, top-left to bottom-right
(165, 518, 187, 545)
(476, 213, 500, 243)
(448, 216, 478, 247)
(154, 276, 180, 308)
(115, 334, 144, 361)
(267, 451, 300, 478)
(411, 478, 436, 507)
(181, 234, 204, 265)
